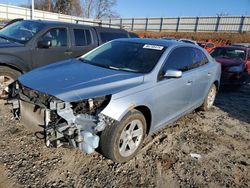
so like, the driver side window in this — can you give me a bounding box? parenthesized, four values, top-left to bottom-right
(42, 28, 68, 47)
(163, 47, 191, 72)
(163, 47, 208, 72)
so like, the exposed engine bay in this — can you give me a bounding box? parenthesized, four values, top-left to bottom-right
(8, 81, 115, 154)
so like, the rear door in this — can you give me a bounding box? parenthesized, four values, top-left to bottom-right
(70, 27, 98, 57)
(188, 47, 212, 106)
(32, 27, 71, 68)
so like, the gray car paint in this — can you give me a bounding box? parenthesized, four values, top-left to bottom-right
(18, 38, 221, 134)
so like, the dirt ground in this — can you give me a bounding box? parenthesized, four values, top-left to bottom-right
(0, 78, 249, 188)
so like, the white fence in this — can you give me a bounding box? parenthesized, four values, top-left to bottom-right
(0, 3, 250, 32)
(104, 16, 250, 32)
(0, 3, 96, 25)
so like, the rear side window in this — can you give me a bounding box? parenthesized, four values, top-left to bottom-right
(74, 29, 92, 46)
(100, 32, 128, 43)
(163, 47, 208, 72)
(190, 48, 209, 68)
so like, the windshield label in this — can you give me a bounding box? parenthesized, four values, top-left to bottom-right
(235, 50, 244, 53)
(143, 44, 164, 50)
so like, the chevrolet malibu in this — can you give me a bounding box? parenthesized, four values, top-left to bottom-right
(8, 38, 221, 163)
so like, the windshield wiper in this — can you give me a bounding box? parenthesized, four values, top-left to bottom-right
(108, 66, 140, 73)
(79, 58, 111, 69)
(79, 58, 140, 73)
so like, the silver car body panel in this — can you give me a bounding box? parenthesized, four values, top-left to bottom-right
(11, 38, 221, 153)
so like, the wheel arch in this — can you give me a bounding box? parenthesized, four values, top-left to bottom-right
(0, 54, 29, 74)
(213, 80, 220, 91)
(0, 63, 24, 74)
(134, 105, 152, 134)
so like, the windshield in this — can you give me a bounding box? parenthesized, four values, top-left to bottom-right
(0, 20, 45, 44)
(81, 41, 166, 73)
(210, 48, 246, 60)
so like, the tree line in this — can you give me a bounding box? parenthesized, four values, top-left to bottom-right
(23, 0, 118, 19)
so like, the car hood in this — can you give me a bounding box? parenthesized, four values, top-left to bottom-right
(18, 59, 144, 102)
(0, 38, 23, 48)
(214, 57, 244, 67)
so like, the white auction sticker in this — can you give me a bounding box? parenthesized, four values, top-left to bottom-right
(143, 44, 164, 50)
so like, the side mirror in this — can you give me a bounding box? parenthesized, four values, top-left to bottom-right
(37, 39, 51, 48)
(164, 70, 182, 78)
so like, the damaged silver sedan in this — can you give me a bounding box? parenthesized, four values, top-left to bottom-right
(8, 38, 221, 163)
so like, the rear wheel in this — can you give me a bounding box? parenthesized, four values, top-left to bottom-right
(200, 84, 217, 111)
(100, 110, 146, 163)
(0, 66, 21, 98)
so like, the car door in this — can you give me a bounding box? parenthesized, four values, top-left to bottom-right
(153, 47, 195, 128)
(70, 28, 98, 57)
(188, 47, 212, 106)
(31, 27, 72, 68)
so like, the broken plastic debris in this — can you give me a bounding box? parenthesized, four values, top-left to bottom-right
(190, 153, 202, 159)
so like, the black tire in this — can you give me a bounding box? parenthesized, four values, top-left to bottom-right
(200, 84, 217, 111)
(100, 110, 146, 163)
(0, 66, 21, 98)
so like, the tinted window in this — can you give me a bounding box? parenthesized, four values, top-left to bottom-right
(190, 48, 209, 68)
(210, 48, 246, 60)
(85, 30, 92, 45)
(42, 28, 67, 47)
(74, 29, 92, 46)
(100, 32, 128, 43)
(0, 20, 45, 44)
(163, 47, 208, 72)
(82, 41, 166, 73)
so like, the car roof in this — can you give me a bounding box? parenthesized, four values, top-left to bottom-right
(113, 38, 181, 47)
(22, 19, 79, 26)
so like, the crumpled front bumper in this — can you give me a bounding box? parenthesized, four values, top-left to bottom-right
(8, 98, 114, 154)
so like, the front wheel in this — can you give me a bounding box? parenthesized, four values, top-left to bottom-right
(100, 110, 146, 163)
(200, 84, 217, 111)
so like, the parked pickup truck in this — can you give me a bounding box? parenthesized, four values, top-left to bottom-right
(0, 19, 130, 97)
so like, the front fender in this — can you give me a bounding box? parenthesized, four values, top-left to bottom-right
(101, 91, 152, 123)
(0, 54, 29, 73)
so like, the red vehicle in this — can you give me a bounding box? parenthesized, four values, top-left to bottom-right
(198, 42, 216, 53)
(210, 46, 250, 87)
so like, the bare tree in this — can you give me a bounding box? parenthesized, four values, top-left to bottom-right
(82, 0, 94, 18)
(94, 0, 118, 19)
(34, 0, 54, 12)
(22, 0, 118, 18)
(82, 0, 119, 19)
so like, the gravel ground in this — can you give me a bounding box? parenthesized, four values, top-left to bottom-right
(0, 78, 249, 188)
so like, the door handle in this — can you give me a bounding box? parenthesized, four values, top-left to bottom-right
(208, 72, 212, 77)
(64, 51, 72, 55)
